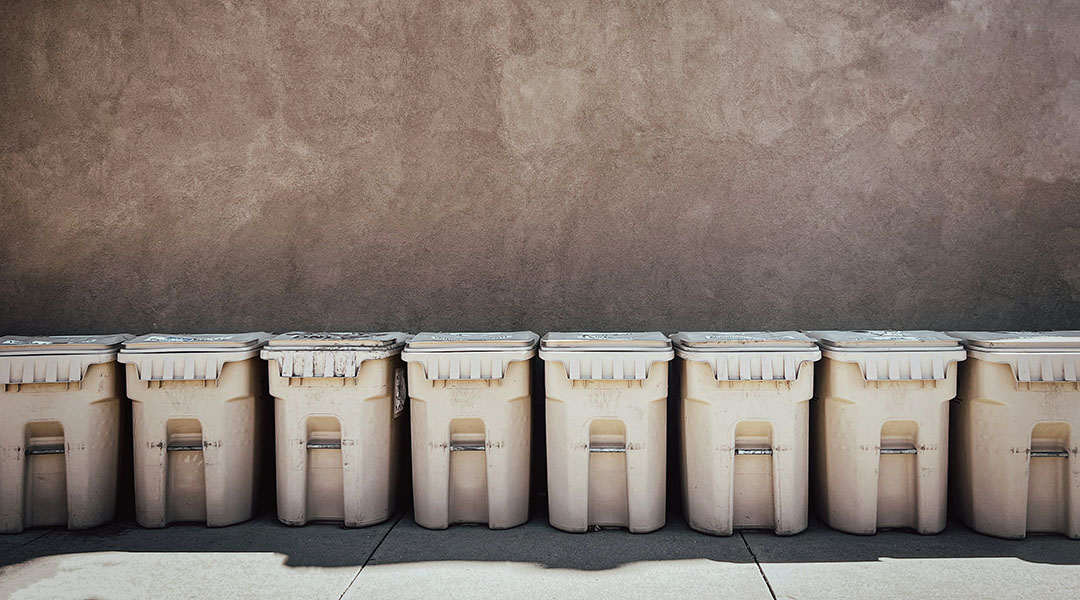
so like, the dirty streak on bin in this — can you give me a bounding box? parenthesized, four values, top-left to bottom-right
(118, 333, 269, 528)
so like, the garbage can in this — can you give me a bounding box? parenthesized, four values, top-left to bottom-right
(262, 332, 408, 527)
(948, 331, 1080, 539)
(402, 332, 538, 530)
(672, 332, 821, 536)
(808, 330, 965, 535)
(118, 333, 269, 528)
(541, 332, 673, 533)
(0, 334, 131, 533)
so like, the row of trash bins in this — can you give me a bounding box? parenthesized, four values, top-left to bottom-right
(1, 330, 1078, 540)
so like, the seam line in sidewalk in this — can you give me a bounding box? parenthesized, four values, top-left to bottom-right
(740, 532, 777, 600)
(14, 529, 54, 549)
(338, 512, 405, 600)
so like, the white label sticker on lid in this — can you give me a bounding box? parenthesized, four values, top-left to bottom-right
(858, 330, 923, 341)
(701, 333, 802, 341)
(428, 333, 515, 342)
(142, 335, 237, 343)
(2, 339, 52, 345)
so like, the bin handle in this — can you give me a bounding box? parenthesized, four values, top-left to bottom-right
(734, 448, 772, 456)
(450, 442, 486, 452)
(25, 445, 65, 456)
(1030, 450, 1070, 458)
(166, 442, 204, 452)
(880, 447, 918, 455)
(588, 445, 626, 453)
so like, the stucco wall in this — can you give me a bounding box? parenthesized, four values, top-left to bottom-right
(2, 0, 1078, 335)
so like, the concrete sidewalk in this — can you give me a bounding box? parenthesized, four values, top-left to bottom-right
(1, 511, 1078, 600)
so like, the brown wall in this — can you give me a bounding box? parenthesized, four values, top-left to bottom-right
(2, 0, 1079, 335)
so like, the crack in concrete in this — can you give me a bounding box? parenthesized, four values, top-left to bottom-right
(339, 512, 405, 600)
(740, 532, 778, 600)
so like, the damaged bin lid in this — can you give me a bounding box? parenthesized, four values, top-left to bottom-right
(807, 330, 960, 351)
(947, 331, 1080, 351)
(0, 334, 132, 355)
(405, 331, 539, 352)
(266, 331, 408, 351)
(540, 332, 671, 352)
(122, 332, 270, 353)
(671, 331, 816, 352)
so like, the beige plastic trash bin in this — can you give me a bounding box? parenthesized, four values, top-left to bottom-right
(541, 332, 673, 533)
(808, 331, 965, 535)
(673, 332, 821, 536)
(262, 332, 408, 527)
(119, 333, 269, 528)
(402, 332, 538, 530)
(948, 331, 1080, 539)
(0, 334, 131, 534)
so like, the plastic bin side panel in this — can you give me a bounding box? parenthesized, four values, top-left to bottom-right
(625, 393, 667, 533)
(342, 358, 398, 527)
(407, 361, 450, 530)
(961, 360, 1035, 538)
(273, 389, 309, 526)
(544, 368, 590, 533)
(773, 400, 810, 535)
(62, 363, 122, 530)
(482, 360, 532, 529)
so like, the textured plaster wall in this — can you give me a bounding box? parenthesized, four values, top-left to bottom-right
(2, 0, 1079, 335)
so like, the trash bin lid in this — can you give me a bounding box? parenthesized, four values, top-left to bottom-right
(406, 331, 539, 352)
(671, 331, 816, 352)
(122, 332, 270, 353)
(266, 331, 408, 351)
(540, 332, 671, 352)
(0, 334, 132, 355)
(807, 330, 960, 351)
(946, 331, 1080, 350)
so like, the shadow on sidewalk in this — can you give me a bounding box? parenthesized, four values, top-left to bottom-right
(2, 505, 1077, 571)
